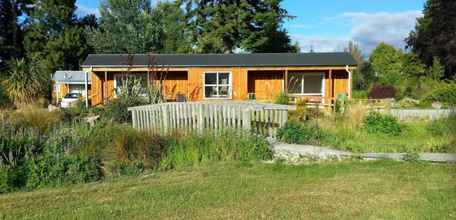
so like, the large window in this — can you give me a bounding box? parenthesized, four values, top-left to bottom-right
(204, 72, 231, 99)
(288, 73, 324, 95)
(114, 73, 149, 97)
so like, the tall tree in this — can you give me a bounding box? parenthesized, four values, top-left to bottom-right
(369, 43, 404, 85)
(406, 0, 456, 78)
(0, 0, 31, 70)
(344, 41, 368, 89)
(89, 0, 162, 54)
(240, 0, 296, 53)
(181, 0, 295, 53)
(23, 0, 91, 72)
(153, 1, 192, 53)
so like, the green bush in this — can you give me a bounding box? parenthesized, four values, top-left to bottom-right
(422, 83, 456, 107)
(25, 127, 102, 188)
(274, 92, 289, 105)
(277, 121, 326, 145)
(103, 96, 148, 123)
(363, 112, 402, 136)
(160, 131, 272, 170)
(352, 90, 368, 99)
(0, 127, 43, 192)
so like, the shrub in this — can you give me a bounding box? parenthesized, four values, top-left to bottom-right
(274, 92, 288, 105)
(352, 90, 368, 99)
(277, 121, 326, 145)
(160, 130, 272, 170)
(335, 93, 348, 114)
(25, 127, 102, 188)
(368, 84, 396, 99)
(363, 112, 402, 136)
(0, 127, 43, 192)
(422, 83, 456, 107)
(398, 97, 420, 109)
(103, 96, 148, 123)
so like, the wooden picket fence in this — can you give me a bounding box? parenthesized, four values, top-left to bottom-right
(128, 102, 289, 138)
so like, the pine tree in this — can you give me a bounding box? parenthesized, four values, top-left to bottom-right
(0, 0, 30, 70)
(180, 0, 295, 53)
(153, 1, 192, 53)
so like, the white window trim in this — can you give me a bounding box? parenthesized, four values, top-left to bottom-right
(288, 73, 325, 96)
(203, 71, 232, 99)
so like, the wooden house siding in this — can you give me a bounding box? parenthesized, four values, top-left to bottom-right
(84, 66, 354, 106)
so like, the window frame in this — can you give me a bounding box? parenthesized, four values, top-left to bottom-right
(287, 72, 325, 96)
(203, 71, 232, 99)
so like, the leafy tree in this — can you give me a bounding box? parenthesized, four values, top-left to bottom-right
(402, 52, 426, 79)
(344, 41, 367, 89)
(400, 52, 429, 99)
(368, 43, 403, 85)
(2, 57, 47, 107)
(89, 0, 161, 54)
(23, 0, 91, 73)
(429, 56, 444, 80)
(407, 0, 456, 78)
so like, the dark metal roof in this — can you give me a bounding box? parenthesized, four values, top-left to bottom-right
(81, 53, 357, 68)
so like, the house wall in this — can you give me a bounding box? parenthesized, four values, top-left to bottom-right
(85, 66, 353, 106)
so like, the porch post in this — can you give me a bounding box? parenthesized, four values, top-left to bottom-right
(329, 69, 333, 106)
(104, 71, 108, 104)
(284, 69, 288, 93)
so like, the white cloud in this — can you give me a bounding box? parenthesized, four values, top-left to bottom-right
(290, 10, 423, 54)
(292, 35, 348, 53)
(343, 11, 423, 53)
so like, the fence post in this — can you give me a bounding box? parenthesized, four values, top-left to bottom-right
(198, 104, 204, 133)
(242, 108, 251, 132)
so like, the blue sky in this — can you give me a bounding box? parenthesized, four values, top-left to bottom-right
(76, 0, 427, 55)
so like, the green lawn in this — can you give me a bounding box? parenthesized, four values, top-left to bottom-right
(1, 161, 455, 219)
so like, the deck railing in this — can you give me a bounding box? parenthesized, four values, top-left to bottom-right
(128, 102, 289, 138)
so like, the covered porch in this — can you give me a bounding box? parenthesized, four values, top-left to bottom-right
(247, 67, 353, 105)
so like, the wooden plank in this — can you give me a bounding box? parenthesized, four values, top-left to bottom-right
(242, 108, 251, 131)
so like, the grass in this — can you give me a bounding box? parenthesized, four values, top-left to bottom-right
(1, 161, 455, 219)
(286, 103, 455, 153)
(323, 120, 454, 153)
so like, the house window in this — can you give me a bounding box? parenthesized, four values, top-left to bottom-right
(114, 73, 149, 97)
(204, 72, 231, 99)
(288, 73, 324, 95)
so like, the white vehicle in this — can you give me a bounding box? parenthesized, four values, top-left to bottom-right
(60, 93, 82, 108)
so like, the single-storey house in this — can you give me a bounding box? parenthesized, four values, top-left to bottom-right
(52, 70, 91, 101)
(81, 53, 357, 106)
